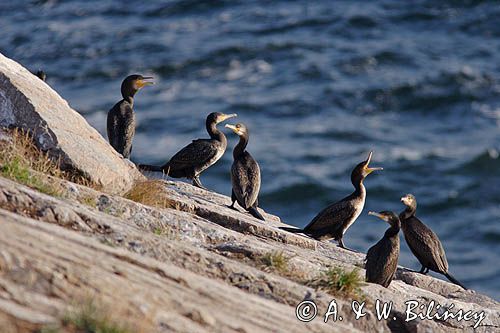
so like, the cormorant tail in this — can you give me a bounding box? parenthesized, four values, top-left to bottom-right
(248, 206, 265, 221)
(138, 164, 163, 172)
(279, 227, 304, 233)
(444, 272, 467, 290)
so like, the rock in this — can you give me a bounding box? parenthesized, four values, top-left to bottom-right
(0, 175, 498, 332)
(0, 52, 144, 194)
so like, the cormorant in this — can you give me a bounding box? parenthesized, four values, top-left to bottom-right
(35, 70, 46, 81)
(107, 74, 153, 159)
(399, 194, 467, 289)
(280, 151, 382, 249)
(365, 211, 400, 288)
(139, 112, 237, 189)
(225, 123, 264, 221)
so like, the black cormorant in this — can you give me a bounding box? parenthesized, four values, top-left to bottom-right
(280, 151, 382, 249)
(365, 211, 400, 288)
(36, 70, 46, 81)
(139, 112, 237, 189)
(399, 194, 467, 289)
(225, 123, 264, 221)
(107, 74, 153, 159)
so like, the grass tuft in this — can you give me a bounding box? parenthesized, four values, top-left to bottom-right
(0, 128, 94, 196)
(63, 300, 131, 333)
(125, 180, 180, 210)
(309, 267, 364, 298)
(259, 251, 290, 273)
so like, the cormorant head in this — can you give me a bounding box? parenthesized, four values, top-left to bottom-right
(207, 112, 238, 125)
(36, 70, 46, 82)
(401, 194, 417, 210)
(351, 151, 383, 185)
(121, 74, 154, 99)
(368, 211, 400, 228)
(225, 123, 248, 137)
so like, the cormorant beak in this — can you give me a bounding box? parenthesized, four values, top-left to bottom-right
(368, 211, 388, 222)
(363, 151, 383, 175)
(400, 195, 411, 206)
(137, 77, 154, 88)
(217, 113, 237, 123)
(225, 124, 239, 134)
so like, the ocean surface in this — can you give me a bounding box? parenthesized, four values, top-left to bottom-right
(1, 0, 499, 299)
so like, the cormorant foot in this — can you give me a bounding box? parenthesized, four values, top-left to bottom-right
(226, 204, 239, 211)
(192, 177, 207, 190)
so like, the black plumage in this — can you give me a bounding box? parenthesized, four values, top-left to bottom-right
(35, 70, 46, 81)
(139, 112, 237, 189)
(399, 194, 467, 289)
(280, 151, 382, 249)
(365, 211, 400, 288)
(107, 74, 153, 159)
(225, 123, 264, 221)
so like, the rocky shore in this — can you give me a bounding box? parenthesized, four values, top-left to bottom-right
(0, 53, 498, 333)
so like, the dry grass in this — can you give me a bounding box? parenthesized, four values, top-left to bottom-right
(42, 300, 135, 333)
(255, 251, 309, 281)
(0, 128, 93, 196)
(259, 251, 290, 273)
(309, 267, 365, 299)
(124, 180, 180, 209)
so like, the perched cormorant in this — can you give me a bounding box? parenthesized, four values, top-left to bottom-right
(107, 74, 153, 159)
(399, 194, 467, 289)
(365, 211, 400, 288)
(36, 70, 46, 82)
(280, 151, 382, 249)
(139, 112, 237, 189)
(225, 123, 264, 221)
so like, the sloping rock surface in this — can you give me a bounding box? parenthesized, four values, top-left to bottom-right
(0, 175, 498, 333)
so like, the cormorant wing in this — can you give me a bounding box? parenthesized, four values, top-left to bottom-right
(366, 237, 399, 287)
(107, 101, 134, 158)
(231, 152, 261, 209)
(403, 216, 449, 273)
(168, 139, 220, 170)
(303, 199, 354, 232)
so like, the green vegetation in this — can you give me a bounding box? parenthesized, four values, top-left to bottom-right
(1, 151, 62, 196)
(62, 301, 130, 333)
(0, 128, 93, 196)
(42, 300, 132, 333)
(81, 196, 97, 207)
(259, 251, 290, 273)
(309, 267, 364, 298)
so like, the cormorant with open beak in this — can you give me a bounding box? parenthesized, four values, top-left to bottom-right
(280, 151, 382, 249)
(399, 194, 467, 289)
(365, 211, 400, 287)
(107, 74, 153, 158)
(225, 123, 264, 221)
(139, 112, 237, 189)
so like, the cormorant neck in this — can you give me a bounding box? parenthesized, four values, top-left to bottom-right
(353, 178, 366, 197)
(207, 121, 226, 143)
(401, 206, 416, 220)
(123, 96, 134, 104)
(233, 134, 248, 159)
(121, 87, 137, 104)
(385, 224, 400, 238)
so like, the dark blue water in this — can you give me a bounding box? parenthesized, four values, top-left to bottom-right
(1, 0, 499, 299)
